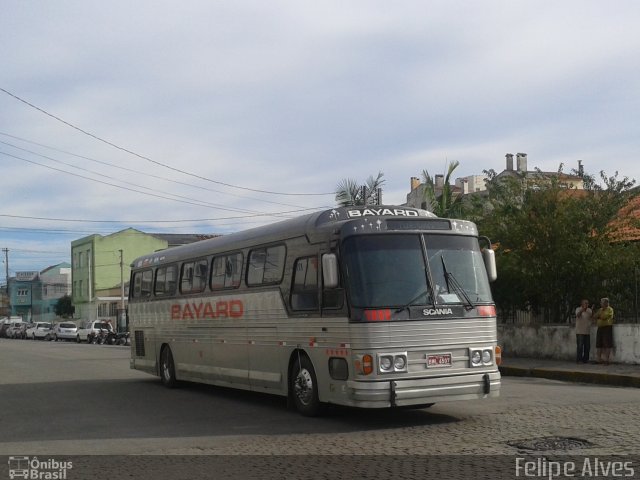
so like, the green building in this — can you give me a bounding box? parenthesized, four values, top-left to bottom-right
(71, 228, 168, 330)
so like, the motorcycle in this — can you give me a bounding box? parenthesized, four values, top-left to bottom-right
(105, 330, 129, 345)
(116, 331, 130, 346)
(88, 328, 110, 345)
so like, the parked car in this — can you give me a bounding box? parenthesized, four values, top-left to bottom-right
(16, 323, 33, 339)
(25, 322, 52, 340)
(6, 322, 25, 339)
(76, 320, 114, 343)
(0, 317, 23, 338)
(49, 322, 78, 341)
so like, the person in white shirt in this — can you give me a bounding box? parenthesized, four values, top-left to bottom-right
(574, 299, 593, 363)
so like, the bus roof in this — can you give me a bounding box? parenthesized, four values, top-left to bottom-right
(130, 206, 439, 268)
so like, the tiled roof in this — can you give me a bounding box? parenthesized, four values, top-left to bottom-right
(609, 195, 640, 242)
(151, 233, 220, 247)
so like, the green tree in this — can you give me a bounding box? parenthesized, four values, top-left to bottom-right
(54, 294, 75, 318)
(335, 171, 385, 207)
(472, 166, 637, 323)
(421, 161, 465, 217)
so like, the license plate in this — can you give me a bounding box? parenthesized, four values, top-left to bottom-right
(427, 353, 452, 368)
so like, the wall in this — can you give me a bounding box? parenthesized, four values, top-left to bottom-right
(498, 324, 640, 364)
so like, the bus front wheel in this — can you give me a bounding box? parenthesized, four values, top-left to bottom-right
(290, 354, 321, 416)
(160, 346, 177, 388)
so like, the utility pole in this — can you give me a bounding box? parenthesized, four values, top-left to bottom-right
(119, 249, 125, 331)
(2, 248, 10, 316)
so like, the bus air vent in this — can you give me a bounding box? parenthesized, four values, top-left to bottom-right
(134, 331, 146, 357)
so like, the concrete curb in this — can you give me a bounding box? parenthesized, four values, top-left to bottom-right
(499, 365, 640, 388)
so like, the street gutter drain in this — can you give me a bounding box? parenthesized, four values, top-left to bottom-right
(508, 436, 593, 452)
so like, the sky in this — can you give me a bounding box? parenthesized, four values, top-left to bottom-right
(2, 0, 640, 281)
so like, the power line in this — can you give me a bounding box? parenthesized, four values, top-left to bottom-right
(3, 150, 315, 216)
(0, 87, 334, 196)
(0, 143, 265, 215)
(0, 132, 325, 209)
(0, 207, 321, 224)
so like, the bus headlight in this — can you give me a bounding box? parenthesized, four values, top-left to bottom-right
(377, 352, 408, 374)
(469, 347, 494, 367)
(379, 355, 393, 372)
(471, 350, 482, 366)
(482, 350, 492, 364)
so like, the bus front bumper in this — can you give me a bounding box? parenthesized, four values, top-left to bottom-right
(345, 371, 501, 408)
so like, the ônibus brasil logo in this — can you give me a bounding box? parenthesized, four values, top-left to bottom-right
(8, 456, 73, 480)
(422, 307, 453, 316)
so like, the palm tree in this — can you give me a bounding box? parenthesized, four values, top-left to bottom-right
(335, 171, 385, 207)
(422, 161, 464, 217)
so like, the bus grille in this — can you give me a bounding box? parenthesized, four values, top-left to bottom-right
(134, 331, 145, 357)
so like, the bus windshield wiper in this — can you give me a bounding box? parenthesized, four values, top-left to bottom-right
(395, 289, 431, 313)
(440, 256, 474, 311)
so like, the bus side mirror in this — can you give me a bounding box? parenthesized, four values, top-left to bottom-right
(482, 248, 497, 282)
(322, 253, 339, 288)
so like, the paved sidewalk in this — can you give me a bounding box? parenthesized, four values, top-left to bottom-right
(500, 356, 640, 388)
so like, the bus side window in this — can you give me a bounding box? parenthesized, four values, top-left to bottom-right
(291, 256, 319, 311)
(166, 265, 177, 295)
(181, 262, 194, 293)
(181, 259, 207, 294)
(155, 265, 177, 297)
(248, 245, 286, 286)
(212, 253, 244, 290)
(133, 271, 143, 298)
(226, 253, 243, 287)
(211, 257, 226, 289)
(193, 259, 208, 292)
(140, 270, 153, 297)
(155, 267, 166, 295)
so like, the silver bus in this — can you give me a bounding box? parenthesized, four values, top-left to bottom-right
(129, 206, 500, 416)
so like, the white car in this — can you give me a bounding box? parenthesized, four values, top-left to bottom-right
(76, 320, 113, 343)
(49, 322, 78, 341)
(6, 322, 25, 339)
(26, 322, 52, 340)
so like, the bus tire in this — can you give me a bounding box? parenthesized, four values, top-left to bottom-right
(290, 354, 321, 417)
(160, 346, 178, 388)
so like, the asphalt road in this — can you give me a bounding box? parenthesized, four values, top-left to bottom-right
(1, 338, 640, 479)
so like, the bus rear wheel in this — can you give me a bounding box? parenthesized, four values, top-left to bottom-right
(160, 346, 177, 388)
(290, 355, 321, 416)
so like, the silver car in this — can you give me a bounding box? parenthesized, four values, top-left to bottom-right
(26, 322, 52, 340)
(6, 322, 25, 339)
(50, 322, 78, 341)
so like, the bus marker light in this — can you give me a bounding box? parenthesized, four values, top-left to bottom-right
(477, 305, 496, 317)
(362, 354, 374, 375)
(495, 345, 502, 365)
(364, 309, 391, 321)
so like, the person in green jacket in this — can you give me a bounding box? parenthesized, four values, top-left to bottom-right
(594, 297, 614, 364)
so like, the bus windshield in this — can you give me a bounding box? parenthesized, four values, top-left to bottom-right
(342, 234, 492, 309)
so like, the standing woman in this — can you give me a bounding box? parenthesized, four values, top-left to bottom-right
(594, 297, 614, 364)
